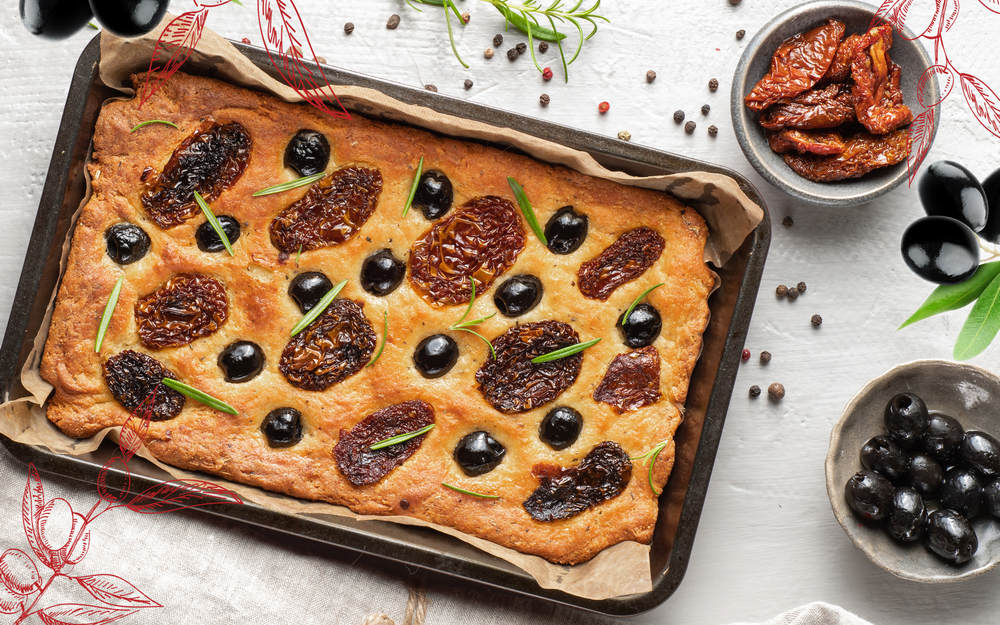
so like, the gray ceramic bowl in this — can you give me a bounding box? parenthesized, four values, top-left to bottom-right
(731, 0, 939, 206)
(826, 360, 1000, 582)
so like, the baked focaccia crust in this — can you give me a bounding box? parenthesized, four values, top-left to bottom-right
(40, 73, 714, 565)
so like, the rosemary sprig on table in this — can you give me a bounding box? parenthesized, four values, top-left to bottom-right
(162, 378, 238, 415)
(622, 283, 665, 322)
(370, 424, 435, 450)
(531, 338, 600, 363)
(507, 177, 546, 246)
(252, 172, 325, 197)
(130, 119, 178, 132)
(367, 310, 390, 367)
(401, 156, 425, 217)
(193, 191, 234, 256)
(95, 275, 124, 352)
(631, 440, 669, 496)
(290, 279, 347, 336)
(450, 279, 496, 359)
(441, 482, 501, 499)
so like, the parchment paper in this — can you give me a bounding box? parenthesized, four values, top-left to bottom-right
(0, 17, 763, 601)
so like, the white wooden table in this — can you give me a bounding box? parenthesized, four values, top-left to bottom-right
(2, 1, 999, 623)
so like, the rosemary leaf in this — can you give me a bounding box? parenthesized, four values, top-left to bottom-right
(367, 310, 389, 368)
(130, 119, 178, 132)
(252, 172, 325, 197)
(531, 338, 600, 363)
(453, 277, 478, 326)
(193, 191, 234, 256)
(441, 482, 501, 499)
(631, 440, 669, 495)
(94, 274, 124, 352)
(87, 22, 99, 30)
(622, 283, 665, 323)
(370, 424, 435, 450)
(507, 177, 547, 245)
(162, 378, 238, 415)
(402, 156, 425, 217)
(290, 279, 347, 336)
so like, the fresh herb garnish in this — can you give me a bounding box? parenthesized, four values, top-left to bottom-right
(161, 378, 238, 415)
(402, 156, 425, 217)
(289, 279, 347, 337)
(251, 172, 325, 197)
(622, 283, 665, 323)
(87, 22, 99, 30)
(507, 177, 547, 246)
(631, 440, 669, 496)
(94, 274, 124, 352)
(367, 310, 389, 367)
(193, 191, 233, 256)
(295, 244, 303, 265)
(450, 278, 496, 359)
(370, 424, 435, 450)
(531, 338, 600, 363)
(441, 482, 501, 499)
(130, 120, 178, 132)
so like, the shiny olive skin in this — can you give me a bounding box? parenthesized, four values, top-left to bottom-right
(983, 478, 1000, 519)
(909, 453, 944, 498)
(919, 160, 989, 232)
(544, 206, 589, 255)
(360, 249, 406, 296)
(980, 168, 1000, 243)
(413, 170, 453, 220)
(288, 271, 333, 313)
(413, 334, 459, 378)
(845, 470, 894, 522)
(494, 275, 543, 317)
(939, 468, 983, 519)
(195, 216, 241, 252)
(88, 0, 168, 37)
(217, 340, 265, 383)
(453, 431, 506, 476)
(859, 435, 908, 483)
(284, 129, 330, 176)
(925, 509, 978, 565)
(959, 431, 1000, 478)
(901, 216, 980, 285)
(617, 303, 662, 348)
(539, 406, 583, 450)
(20, 0, 93, 39)
(105, 223, 151, 265)
(922, 411, 965, 463)
(887, 487, 925, 543)
(884, 393, 929, 450)
(260, 407, 303, 448)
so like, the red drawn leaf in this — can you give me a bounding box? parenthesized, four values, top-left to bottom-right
(139, 9, 209, 109)
(961, 73, 1000, 139)
(126, 479, 243, 514)
(921, 0, 962, 36)
(918, 64, 955, 107)
(0, 584, 23, 614)
(39, 604, 136, 625)
(979, 0, 1000, 14)
(0, 548, 41, 594)
(22, 464, 51, 568)
(75, 574, 161, 609)
(119, 390, 155, 461)
(869, 0, 917, 34)
(257, 0, 351, 119)
(65, 513, 90, 566)
(907, 108, 936, 185)
(96, 457, 131, 506)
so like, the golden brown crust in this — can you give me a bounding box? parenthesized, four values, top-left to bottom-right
(39, 73, 713, 565)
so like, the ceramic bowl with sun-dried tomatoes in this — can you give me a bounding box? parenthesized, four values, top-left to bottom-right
(732, 0, 939, 207)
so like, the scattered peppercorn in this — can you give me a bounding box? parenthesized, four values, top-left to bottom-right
(768, 383, 785, 402)
(464, 79, 474, 90)
(646, 69, 657, 83)
(701, 104, 711, 115)
(493, 33, 503, 47)
(424, 84, 438, 93)
(760, 351, 771, 365)
(617, 130, 632, 142)
(507, 47, 519, 61)
(539, 41, 549, 53)
(782, 216, 794, 227)
(539, 93, 550, 107)
(736, 29, 746, 40)
(811, 314, 823, 327)
(797, 282, 807, 294)
(742, 348, 751, 362)
(516, 42, 527, 54)
(542, 67, 553, 81)
(344, 22, 355, 35)
(240, 37, 251, 44)
(461, 11, 470, 23)
(484, 48, 494, 59)
(598, 101, 610, 114)
(776, 285, 788, 298)
(786, 288, 800, 302)
(729, 0, 743, 5)
(684, 121, 696, 134)
(316, 56, 327, 64)
(387, 14, 401, 29)
(673, 110, 685, 123)
(749, 385, 762, 398)
(708, 125, 719, 137)
(709, 78, 719, 92)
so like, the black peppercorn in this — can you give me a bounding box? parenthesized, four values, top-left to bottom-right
(673, 110, 685, 123)
(811, 314, 823, 327)
(787, 288, 800, 302)
(797, 282, 807, 293)
(539, 93, 550, 107)
(507, 47, 519, 61)
(708, 125, 719, 137)
(709, 78, 719, 92)
(684, 121, 696, 134)
(464, 79, 473, 90)
(387, 14, 401, 29)
(484, 48, 494, 59)
(493, 33, 503, 47)
(750, 385, 761, 398)
(776, 285, 788, 298)
(736, 29, 746, 39)
(760, 351, 771, 365)
(344, 22, 355, 35)
(516, 42, 527, 54)
(729, 0, 743, 4)
(768, 383, 785, 401)
(424, 84, 438, 92)
(701, 104, 711, 115)
(646, 69, 657, 83)
(539, 41, 549, 53)
(782, 216, 794, 227)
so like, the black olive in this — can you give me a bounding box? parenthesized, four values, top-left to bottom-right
(919, 160, 989, 232)
(88, 0, 168, 37)
(845, 470, 894, 522)
(217, 340, 265, 383)
(539, 406, 583, 450)
(901, 216, 979, 284)
(284, 129, 331, 177)
(413, 334, 458, 378)
(195, 216, 241, 253)
(360, 249, 406, 296)
(859, 435, 908, 483)
(453, 431, 506, 476)
(544, 206, 589, 255)
(908, 453, 944, 498)
(617, 303, 662, 348)
(494, 275, 543, 317)
(288, 271, 333, 313)
(887, 487, 925, 543)
(104, 223, 151, 265)
(922, 411, 965, 463)
(260, 407, 303, 448)
(983, 478, 1000, 519)
(959, 431, 1000, 478)
(925, 509, 978, 565)
(413, 170, 454, 220)
(980, 167, 1000, 243)
(939, 468, 983, 519)
(20, 0, 93, 39)
(884, 393, 929, 450)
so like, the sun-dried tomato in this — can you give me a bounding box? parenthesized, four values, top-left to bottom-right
(821, 33, 862, 85)
(577, 227, 665, 301)
(745, 19, 846, 111)
(103, 350, 185, 420)
(523, 441, 632, 522)
(141, 121, 251, 229)
(768, 129, 846, 156)
(333, 400, 434, 486)
(409, 196, 526, 306)
(759, 83, 856, 130)
(593, 346, 662, 413)
(475, 321, 582, 414)
(781, 128, 912, 182)
(279, 298, 376, 391)
(269, 166, 383, 254)
(851, 26, 912, 135)
(135, 274, 228, 349)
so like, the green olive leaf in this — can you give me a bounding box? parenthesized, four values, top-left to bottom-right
(954, 270, 1000, 361)
(900, 262, 1000, 329)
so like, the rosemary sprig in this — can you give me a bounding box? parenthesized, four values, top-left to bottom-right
(252, 172, 325, 197)
(87, 22, 99, 30)
(622, 283, 665, 323)
(441, 482, 501, 499)
(631, 440, 669, 496)
(193, 191, 234, 256)
(161, 378, 238, 415)
(95, 274, 124, 352)
(450, 279, 496, 359)
(531, 338, 600, 363)
(371, 424, 435, 450)
(402, 156, 425, 217)
(130, 120, 178, 132)
(507, 177, 547, 246)
(367, 310, 389, 368)
(290, 279, 347, 336)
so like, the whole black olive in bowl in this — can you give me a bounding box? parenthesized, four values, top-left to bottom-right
(980, 167, 1000, 243)
(959, 431, 1000, 478)
(925, 509, 978, 566)
(919, 160, 989, 232)
(983, 478, 1000, 519)
(887, 487, 925, 543)
(908, 453, 944, 498)
(884, 393, 929, 450)
(859, 435, 908, 483)
(89, 0, 169, 37)
(845, 470, 893, 522)
(20, 0, 94, 39)
(922, 411, 964, 463)
(901, 216, 980, 285)
(939, 468, 983, 519)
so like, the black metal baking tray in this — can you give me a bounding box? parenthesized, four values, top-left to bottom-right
(0, 36, 770, 616)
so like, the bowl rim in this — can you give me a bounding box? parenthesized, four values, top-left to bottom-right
(730, 0, 940, 207)
(824, 359, 1000, 583)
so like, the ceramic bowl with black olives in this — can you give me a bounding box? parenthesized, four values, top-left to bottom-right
(827, 360, 1000, 582)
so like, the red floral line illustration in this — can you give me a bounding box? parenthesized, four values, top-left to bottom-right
(139, 0, 350, 120)
(1, 388, 243, 624)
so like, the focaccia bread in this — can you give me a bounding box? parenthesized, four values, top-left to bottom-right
(40, 73, 714, 565)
